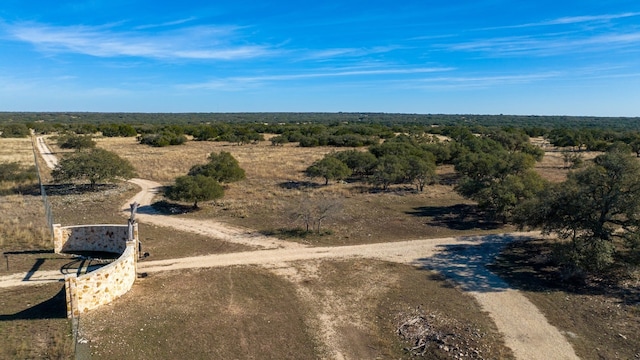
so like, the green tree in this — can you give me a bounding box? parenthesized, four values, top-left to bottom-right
(333, 150, 377, 177)
(165, 174, 224, 209)
(52, 148, 136, 188)
(57, 134, 96, 151)
(270, 135, 289, 146)
(188, 151, 246, 183)
(370, 155, 408, 190)
(455, 145, 540, 219)
(516, 149, 640, 271)
(100, 124, 137, 137)
(305, 156, 352, 185)
(406, 155, 437, 192)
(139, 132, 187, 147)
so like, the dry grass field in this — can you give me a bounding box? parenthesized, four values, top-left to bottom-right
(3, 134, 638, 359)
(0, 137, 34, 166)
(97, 136, 511, 246)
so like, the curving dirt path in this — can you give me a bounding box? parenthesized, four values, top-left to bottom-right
(8, 137, 580, 360)
(125, 178, 305, 250)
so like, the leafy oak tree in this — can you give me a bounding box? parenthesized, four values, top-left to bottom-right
(57, 134, 96, 151)
(516, 148, 640, 272)
(165, 174, 224, 209)
(305, 156, 351, 185)
(454, 140, 544, 220)
(406, 154, 437, 192)
(188, 151, 246, 183)
(52, 148, 136, 188)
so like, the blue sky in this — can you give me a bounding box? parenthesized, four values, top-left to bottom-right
(1, 1, 640, 116)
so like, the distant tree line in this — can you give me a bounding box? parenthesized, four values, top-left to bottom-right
(3, 112, 640, 131)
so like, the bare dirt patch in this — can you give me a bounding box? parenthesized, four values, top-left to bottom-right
(82, 260, 514, 359)
(81, 266, 321, 360)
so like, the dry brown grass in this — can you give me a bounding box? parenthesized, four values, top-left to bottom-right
(0, 283, 74, 359)
(534, 148, 600, 183)
(95, 136, 330, 183)
(0, 137, 35, 166)
(0, 195, 50, 250)
(0, 137, 49, 251)
(97, 138, 511, 246)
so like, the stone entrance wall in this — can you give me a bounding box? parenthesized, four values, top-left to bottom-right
(53, 224, 130, 254)
(53, 223, 138, 318)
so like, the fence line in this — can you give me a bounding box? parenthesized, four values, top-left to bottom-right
(31, 135, 55, 239)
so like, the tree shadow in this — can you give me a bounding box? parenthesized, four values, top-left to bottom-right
(44, 183, 119, 195)
(149, 200, 197, 215)
(261, 227, 332, 239)
(278, 180, 322, 190)
(1, 183, 41, 196)
(414, 234, 532, 293)
(406, 204, 501, 230)
(437, 172, 460, 186)
(489, 240, 640, 304)
(0, 286, 67, 320)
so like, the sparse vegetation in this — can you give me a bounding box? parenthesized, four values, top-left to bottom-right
(3, 115, 640, 359)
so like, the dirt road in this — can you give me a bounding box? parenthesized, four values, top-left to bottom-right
(14, 137, 579, 359)
(35, 135, 58, 169)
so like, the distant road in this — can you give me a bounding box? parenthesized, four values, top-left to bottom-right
(35, 136, 58, 169)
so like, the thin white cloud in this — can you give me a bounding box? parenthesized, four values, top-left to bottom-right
(411, 72, 562, 88)
(446, 31, 640, 57)
(3, 22, 273, 60)
(135, 17, 198, 30)
(180, 66, 454, 90)
(483, 12, 640, 30)
(302, 46, 401, 60)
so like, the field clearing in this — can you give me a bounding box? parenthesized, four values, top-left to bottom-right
(95, 136, 330, 184)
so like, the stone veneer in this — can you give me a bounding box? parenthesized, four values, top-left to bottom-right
(53, 223, 138, 318)
(53, 224, 130, 254)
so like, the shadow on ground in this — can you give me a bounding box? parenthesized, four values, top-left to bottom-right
(0, 286, 66, 320)
(406, 204, 501, 230)
(45, 183, 119, 195)
(60, 254, 117, 277)
(278, 180, 322, 190)
(148, 200, 195, 215)
(415, 234, 533, 293)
